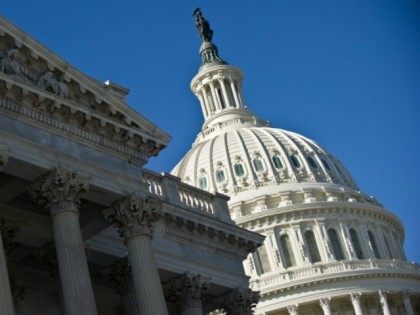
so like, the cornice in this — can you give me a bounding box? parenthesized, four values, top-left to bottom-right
(236, 201, 404, 238)
(0, 16, 170, 146)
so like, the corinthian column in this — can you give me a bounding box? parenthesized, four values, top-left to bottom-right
(166, 273, 208, 315)
(287, 304, 299, 315)
(217, 288, 259, 315)
(0, 152, 14, 315)
(30, 169, 98, 315)
(378, 290, 391, 315)
(350, 292, 363, 315)
(402, 290, 414, 315)
(0, 219, 15, 315)
(104, 259, 138, 315)
(319, 297, 332, 315)
(105, 195, 168, 315)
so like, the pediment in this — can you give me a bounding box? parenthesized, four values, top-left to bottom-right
(0, 16, 170, 161)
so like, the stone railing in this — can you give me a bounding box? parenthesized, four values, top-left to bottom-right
(142, 170, 233, 223)
(250, 259, 420, 292)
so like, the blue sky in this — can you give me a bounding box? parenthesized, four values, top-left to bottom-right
(2, 1, 419, 261)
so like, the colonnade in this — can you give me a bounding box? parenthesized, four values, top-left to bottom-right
(195, 76, 245, 118)
(0, 160, 257, 314)
(283, 290, 415, 315)
(249, 219, 404, 276)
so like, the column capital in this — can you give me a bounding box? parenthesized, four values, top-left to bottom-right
(29, 168, 88, 215)
(319, 297, 331, 308)
(287, 304, 299, 315)
(105, 195, 161, 241)
(165, 273, 208, 310)
(350, 292, 361, 303)
(217, 288, 259, 315)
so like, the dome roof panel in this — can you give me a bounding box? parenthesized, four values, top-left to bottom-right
(171, 126, 358, 195)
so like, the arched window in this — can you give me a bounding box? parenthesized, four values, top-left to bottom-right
(307, 156, 318, 169)
(234, 163, 245, 177)
(272, 156, 283, 169)
(198, 176, 207, 190)
(253, 245, 271, 274)
(253, 158, 264, 172)
(328, 229, 345, 260)
(383, 235, 394, 259)
(321, 159, 331, 171)
(368, 231, 380, 259)
(290, 155, 301, 168)
(279, 234, 296, 268)
(349, 229, 364, 259)
(305, 230, 321, 263)
(215, 169, 225, 183)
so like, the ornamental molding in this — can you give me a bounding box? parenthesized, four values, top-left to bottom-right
(251, 259, 420, 296)
(236, 202, 403, 238)
(0, 81, 153, 163)
(0, 17, 170, 147)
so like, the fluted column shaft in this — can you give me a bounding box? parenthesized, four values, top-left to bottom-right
(402, 291, 414, 315)
(219, 79, 230, 107)
(229, 80, 240, 108)
(0, 231, 14, 315)
(105, 195, 168, 315)
(30, 169, 97, 315)
(0, 154, 15, 315)
(379, 290, 391, 315)
(209, 81, 221, 110)
(126, 231, 167, 314)
(319, 298, 332, 315)
(350, 293, 363, 315)
(51, 204, 97, 315)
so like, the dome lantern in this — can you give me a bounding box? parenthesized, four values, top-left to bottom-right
(191, 9, 264, 139)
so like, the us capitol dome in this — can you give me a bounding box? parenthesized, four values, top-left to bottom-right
(171, 9, 420, 315)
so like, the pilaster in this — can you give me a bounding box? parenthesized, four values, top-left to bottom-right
(0, 216, 15, 315)
(402, 290, 414, 315)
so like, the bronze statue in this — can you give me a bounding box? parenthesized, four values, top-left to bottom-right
(193, 8, 213, 42)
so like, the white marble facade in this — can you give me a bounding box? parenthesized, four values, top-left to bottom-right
(172, 10, 420, 315)
(0, 16, 264, 315)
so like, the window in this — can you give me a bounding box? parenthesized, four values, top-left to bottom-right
(328, 229, 345, 260)
(279, 234, 296, 268)
(307, 156, 318, 169)
(321, 159, 331, 171)
(368, 231, 380, 259)
(253, 245, 271, 274)
(305, 230, 321, 263)
(383, 235, 394, 259)
(198, 176, 207, 190)
(216, 88, 226, 109)
(349, 229, 364, 259)
(253, 159, 264, 172)
(272, 156, 283, 169)
(290, 155, 301, 168)
(234, 163, 245, 177)
(215, 169, 225, 183)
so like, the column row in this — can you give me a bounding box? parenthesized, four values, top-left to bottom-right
(196, 77, 245, 118)
(248, 219, 405, 275)
(284, 290, 414, 315)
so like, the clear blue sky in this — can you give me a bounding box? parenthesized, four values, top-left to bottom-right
(2, 1, 419, 261)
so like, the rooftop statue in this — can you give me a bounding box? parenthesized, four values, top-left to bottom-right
(193, 8, 213, 42)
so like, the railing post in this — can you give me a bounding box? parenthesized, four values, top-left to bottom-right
(160, 173, 182, 205)
(212, 193, 234, 223)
